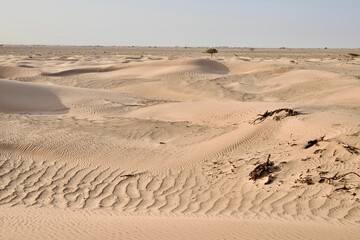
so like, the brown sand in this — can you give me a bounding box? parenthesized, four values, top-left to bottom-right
(0, 46, 360, 240)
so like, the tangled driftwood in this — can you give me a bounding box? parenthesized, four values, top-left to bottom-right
(249, 154, 278, 181)
(319, 172, 360, 184)
(341, 143, 360, 155)
(252, 108, 301, 124)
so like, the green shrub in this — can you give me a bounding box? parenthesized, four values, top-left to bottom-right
(205, 48, 218, 58)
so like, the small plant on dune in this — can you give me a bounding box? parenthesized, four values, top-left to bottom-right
(346, 53, 359, 61)
(205, 48, 218, 58)
(348, 53, 359, 58)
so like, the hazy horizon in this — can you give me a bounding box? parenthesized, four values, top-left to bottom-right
(1, 0, 360, 48)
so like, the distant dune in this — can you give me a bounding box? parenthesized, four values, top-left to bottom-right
(0, 47, 359, 240)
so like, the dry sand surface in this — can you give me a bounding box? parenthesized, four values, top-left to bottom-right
(0, 46, 360, 240)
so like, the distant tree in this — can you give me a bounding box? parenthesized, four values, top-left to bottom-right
(205, 48, 218, 58)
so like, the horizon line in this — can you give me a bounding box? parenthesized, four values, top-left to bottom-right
(1, 44, 360, 50)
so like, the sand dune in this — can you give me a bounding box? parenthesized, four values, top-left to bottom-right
(0, 47, 359, 240)
(0, 79, 68, 113)
(42, 58, 229, 78)
(0, 78, 140, 115)
(0, 65, 40, 79)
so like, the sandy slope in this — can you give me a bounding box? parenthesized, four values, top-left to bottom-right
(0, 47, 360, 240)
(2, 208, 360, 240)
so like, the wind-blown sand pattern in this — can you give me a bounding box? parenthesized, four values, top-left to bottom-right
(0, 46, 360, 240)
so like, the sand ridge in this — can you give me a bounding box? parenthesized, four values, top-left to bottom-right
(0, 47, 359, 240)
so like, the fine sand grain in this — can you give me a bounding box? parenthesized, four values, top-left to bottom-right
(0, 46, 359, 240)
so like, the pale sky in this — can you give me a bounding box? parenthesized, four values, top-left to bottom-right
(1, 0, 359, 48)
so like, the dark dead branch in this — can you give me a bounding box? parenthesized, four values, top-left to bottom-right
(341, 143, 360, 155)
(334, 183, 352, 192)
(319, 172, 360, 184)
(339, 172, 360, 179)
(304, 136, 325, 149)
(249, 154, 278, 181)
(121, 171, 145, 178)
(252, 108, 302, 124)
(295, 175, 315, 185)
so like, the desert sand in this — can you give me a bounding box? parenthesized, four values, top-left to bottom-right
(0, 46, 359, 240)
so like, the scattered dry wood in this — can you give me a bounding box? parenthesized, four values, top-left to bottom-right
(304, 136, 325, 149)
(341, 143, 360, 155)
(295, 175, 315, 185)
(349, 131, 360, 137)
(249, 154, 278, 182)
(318, 170, 329, 175)
(313, 149, 325, 154)
(319, 172, 360, 184)
(252, 108, 302, 124)
(334, 184, 352, 192)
